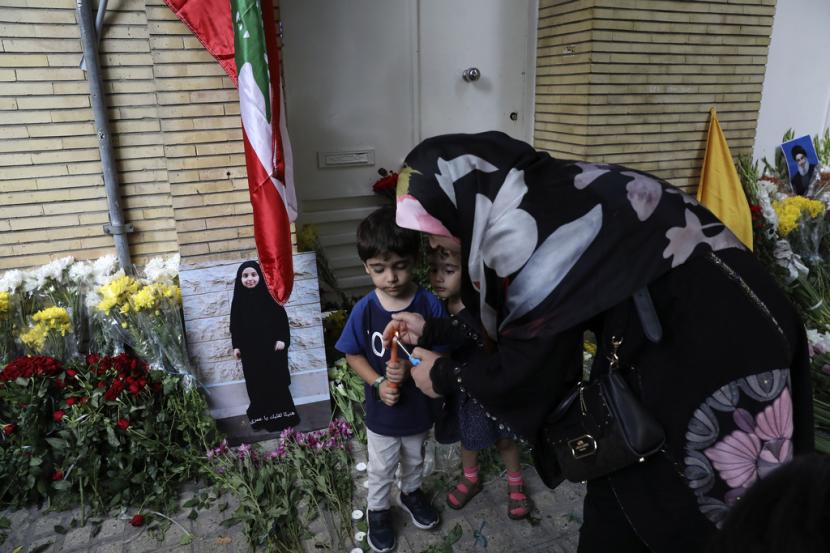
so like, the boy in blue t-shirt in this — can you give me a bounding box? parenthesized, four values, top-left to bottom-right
(336, 206, 446, 553)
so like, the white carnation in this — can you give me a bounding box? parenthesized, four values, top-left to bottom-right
(143, 254, 180, 282)
(806, 328, 830, 355)
(0, 269, 24, 293)
(69, 260, 95, 286)
(92, 254, 119, 284)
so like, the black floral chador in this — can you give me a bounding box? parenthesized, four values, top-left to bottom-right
(395, 131, 814, 553)
(230, 261, 299, 432)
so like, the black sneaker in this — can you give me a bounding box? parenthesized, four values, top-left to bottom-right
(367, 508, 396, 552)
(398, 488, 439, 530)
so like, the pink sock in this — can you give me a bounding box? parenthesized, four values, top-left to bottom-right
(464, 465, 480, 483)
(507, 470, 523, 485)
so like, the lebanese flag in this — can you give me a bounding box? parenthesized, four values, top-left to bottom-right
(163, 0, 297, 304)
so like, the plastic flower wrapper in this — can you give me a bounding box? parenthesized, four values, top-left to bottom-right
(92, 274, 154, 362)
(0, 290, 13, 364)
(19, 306, 76, 360)
(128, 281, 193, 382)
(67, 259, 98, 354)
(771, 195, 828, 267)
(31, 256, 76, 306)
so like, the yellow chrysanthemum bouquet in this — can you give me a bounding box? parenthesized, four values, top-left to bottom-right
(93, 274, 156, 362)
(19, 306, 74, 359)
(128, 280, 190, 375)
(89, 254, 190, 376)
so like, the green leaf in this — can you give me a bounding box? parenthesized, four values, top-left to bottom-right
(187, 509, 198, 520)
(30, 543, 53, 553)
(45, 437, 67, 451)
(220, 517, 240, 528)
(12, 546, 23, 553)
(54, 525, 68, 534)
(52, 480, 72, 491)
(179, 534, 193, 545)
(28, 456, 43, 467)
(0, 518, 9, 529)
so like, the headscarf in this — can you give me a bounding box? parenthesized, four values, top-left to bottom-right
(396, 131, 743, 340)
(230, 260, 285, 348)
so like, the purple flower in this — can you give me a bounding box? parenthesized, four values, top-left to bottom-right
(237, 443, 251, 459)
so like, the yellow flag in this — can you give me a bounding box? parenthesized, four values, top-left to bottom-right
(696, 108, 753, 250)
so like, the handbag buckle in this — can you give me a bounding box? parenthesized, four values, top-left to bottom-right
(607, 336, 623, 369)
(568, 434, 597, 459)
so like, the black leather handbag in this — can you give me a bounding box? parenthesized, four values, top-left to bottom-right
(533, 299, 665, 488)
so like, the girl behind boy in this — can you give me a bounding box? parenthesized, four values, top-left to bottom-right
(428, 241, 530, 520)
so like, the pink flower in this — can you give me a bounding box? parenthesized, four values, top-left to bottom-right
(704, 430, 761, 488)
(754, 388, 793, 441)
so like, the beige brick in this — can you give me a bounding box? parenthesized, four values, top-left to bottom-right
(0, 81, 53, 95)
(78, 212, 110, 225)
(51, 82, 89, 94)
(100, 53, 154, 66)
(17, 95, 89, 110)
(0, 136, 59, 153)
(28, 121, 94, 138)
(1, 8, 77, 24)
(1, 38, 80, 53)
(1, 203, 43, 217)
(30, 148, 100, 165)
(1, 163, 67, 179)
(149, 36, 184, 50)
(0, 53, 48, 67)
(42, 198, 108, 215)
(60, 135, 98, 149)
(36, 173, 103, 190)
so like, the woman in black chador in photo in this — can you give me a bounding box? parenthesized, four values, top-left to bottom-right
(230, 260, 299, 432)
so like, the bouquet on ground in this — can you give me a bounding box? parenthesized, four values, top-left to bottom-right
(19, 306, 75, 360)
(739, 131, 830, 452)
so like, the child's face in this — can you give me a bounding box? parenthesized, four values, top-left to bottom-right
(241, 267, 260, 289)
(363, 253, 415, 299)
(429, 256, 461, 300)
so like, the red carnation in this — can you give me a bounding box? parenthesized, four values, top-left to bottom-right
(52, 410, 65, 422)
(66, 397, 77, 406)
(116, 418, 130, 430)
(54, 378, 65, 390)
(79, 396, 89, 404)
(2, 423, 15, 436)
(129, 514, 144, 527)
(66, 369, 78, 378)
(52, 469, 64, 481)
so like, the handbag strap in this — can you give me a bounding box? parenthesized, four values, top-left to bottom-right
(591, 294, 636, 380)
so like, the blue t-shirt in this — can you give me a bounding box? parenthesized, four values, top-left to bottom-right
(335, 286, 447, 436)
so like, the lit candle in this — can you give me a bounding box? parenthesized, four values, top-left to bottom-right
(390, 331, 399, 363)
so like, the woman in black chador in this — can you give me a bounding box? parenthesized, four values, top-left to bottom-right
(230, 260, 299, 432)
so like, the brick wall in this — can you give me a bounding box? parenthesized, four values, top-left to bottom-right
(534, 0, 776, 191)
(0, 0, 291, 271)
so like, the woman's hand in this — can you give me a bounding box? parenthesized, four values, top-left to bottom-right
(379, 380, 400, 406)
(410, 347, 441, 398)
(382, 312, 426, 349)
(233, 348, 241, 359)
(275, 340, 286, 351)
